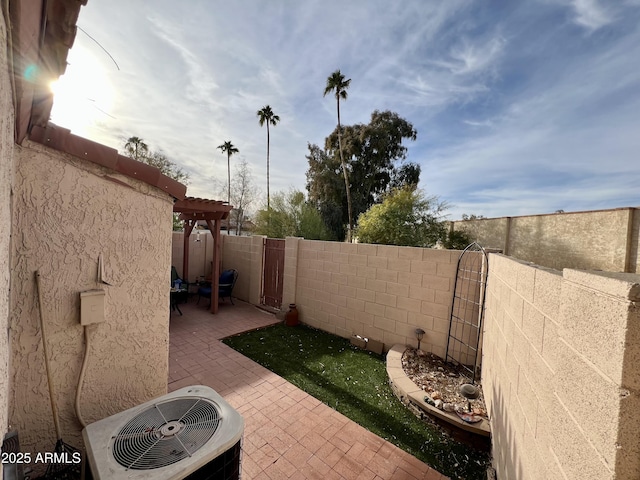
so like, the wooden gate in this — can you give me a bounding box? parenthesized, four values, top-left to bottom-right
(261, 238, 285, 309)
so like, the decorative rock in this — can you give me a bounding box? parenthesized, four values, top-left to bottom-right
(431, 391, 442, 400)
(443, 403, 455, 412)
(434, 399, 444, 410)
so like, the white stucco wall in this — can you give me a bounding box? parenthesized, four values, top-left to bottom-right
(9, 141, 174, 454)
(1, 3, 14, 449)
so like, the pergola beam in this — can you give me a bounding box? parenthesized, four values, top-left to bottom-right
(173, 197, 232, 315)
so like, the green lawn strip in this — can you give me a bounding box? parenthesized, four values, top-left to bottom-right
(222, 323, 490, 479)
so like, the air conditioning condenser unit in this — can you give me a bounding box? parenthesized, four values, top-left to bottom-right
(83, 385, 243, 479)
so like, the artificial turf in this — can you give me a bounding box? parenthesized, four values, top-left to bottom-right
(222, 323, 490, 479)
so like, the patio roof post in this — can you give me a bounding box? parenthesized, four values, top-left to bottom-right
(174, 197, 232, 315)
(206, 219, 220, 314)
(183, 218, 195, 283)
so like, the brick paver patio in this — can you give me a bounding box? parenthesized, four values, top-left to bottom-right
(169, 299, 449, 480)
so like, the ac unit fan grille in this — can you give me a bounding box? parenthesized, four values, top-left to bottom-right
(112, 397, 221, 470)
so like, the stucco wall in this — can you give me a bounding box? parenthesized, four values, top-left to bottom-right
(453, 208, 638, 273)
(9, 142, 174, 454)
(457, 217, 508, 253)
(630, 209, 639, 273)
(1, 3, 13, 448)
(483, 254, 640, 479)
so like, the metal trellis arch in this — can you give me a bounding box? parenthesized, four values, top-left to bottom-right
(445, 242, 489, 384)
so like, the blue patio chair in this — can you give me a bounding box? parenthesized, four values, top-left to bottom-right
(197, 269, 238, 306)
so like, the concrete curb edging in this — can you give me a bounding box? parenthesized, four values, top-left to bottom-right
(386, 344, 491, 437)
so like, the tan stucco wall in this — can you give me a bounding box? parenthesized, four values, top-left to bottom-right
(1, 4, 13, 448)
(9, 141, 174, 454)
(456, 217, 509, 252)
(483, 254, 640, 479)
(453, 208, 639, 272)
(630, 209, 639, 273)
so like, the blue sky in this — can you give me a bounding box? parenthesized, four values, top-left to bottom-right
(50, 0, 640, 220)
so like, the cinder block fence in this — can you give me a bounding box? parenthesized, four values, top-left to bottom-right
(214, 234, 640, 480)
(221, 236, 464, 358)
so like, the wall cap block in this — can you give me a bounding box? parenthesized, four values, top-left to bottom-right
(564, 269, 640, 301)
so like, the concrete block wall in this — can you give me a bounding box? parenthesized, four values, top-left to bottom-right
(483, 254, 640, 479)
(293, 240, 461, 356)
(220, 235, 264, 306)
(282, 237, 302, 309)
(453, 207, 639, 273)
(221, 235, 253, 302)
(171, 230, 214, 282)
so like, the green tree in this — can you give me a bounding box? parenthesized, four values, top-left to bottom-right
(124, 136, 148, 161)
(256, 105, 280, 211)
(254, 190, 333, 240)
(461, 213, 486, 221)
(123, 136, 189, 184)
(324, 70, 353, 242)
(441, 228, 473, 250)
(144, 151, 190, 185)
(306, 110, 419, 241)
(306, 143, 346, 239)
(123, 136, 189, 231)
(356, 186, 447, 247)
(217, 141, 239, 205)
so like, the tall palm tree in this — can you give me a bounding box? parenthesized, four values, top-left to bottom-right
(124, 136, 148, 161)
(217, 141, 239, 205)
(324, 70, 353, 242)
(256, 105, 280, 211)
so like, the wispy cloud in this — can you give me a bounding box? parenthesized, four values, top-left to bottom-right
(570, 0, 615, 30)
(50, 0, 640, 220)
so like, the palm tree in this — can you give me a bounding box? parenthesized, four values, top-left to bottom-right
(323, 70, 353, 242)
(217, 141, 239, 205)
(256, 105, 280, 211)
(124, 136, 148, 161)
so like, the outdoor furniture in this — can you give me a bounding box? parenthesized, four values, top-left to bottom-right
(171, 266, 188, 289)
(219, 269, 238, 304)
(197, 269, 238, 307)
(170, 287, 188, 315)
(196, 282, 212, 305)
(170, 266, 189, 315)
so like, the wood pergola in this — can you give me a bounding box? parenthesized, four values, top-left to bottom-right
(173, 197, 233, 314)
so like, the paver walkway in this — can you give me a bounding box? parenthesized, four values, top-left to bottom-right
(169, 299, 449, 480)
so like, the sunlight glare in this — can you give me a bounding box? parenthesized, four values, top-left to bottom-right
(49, 45, 115, 137)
